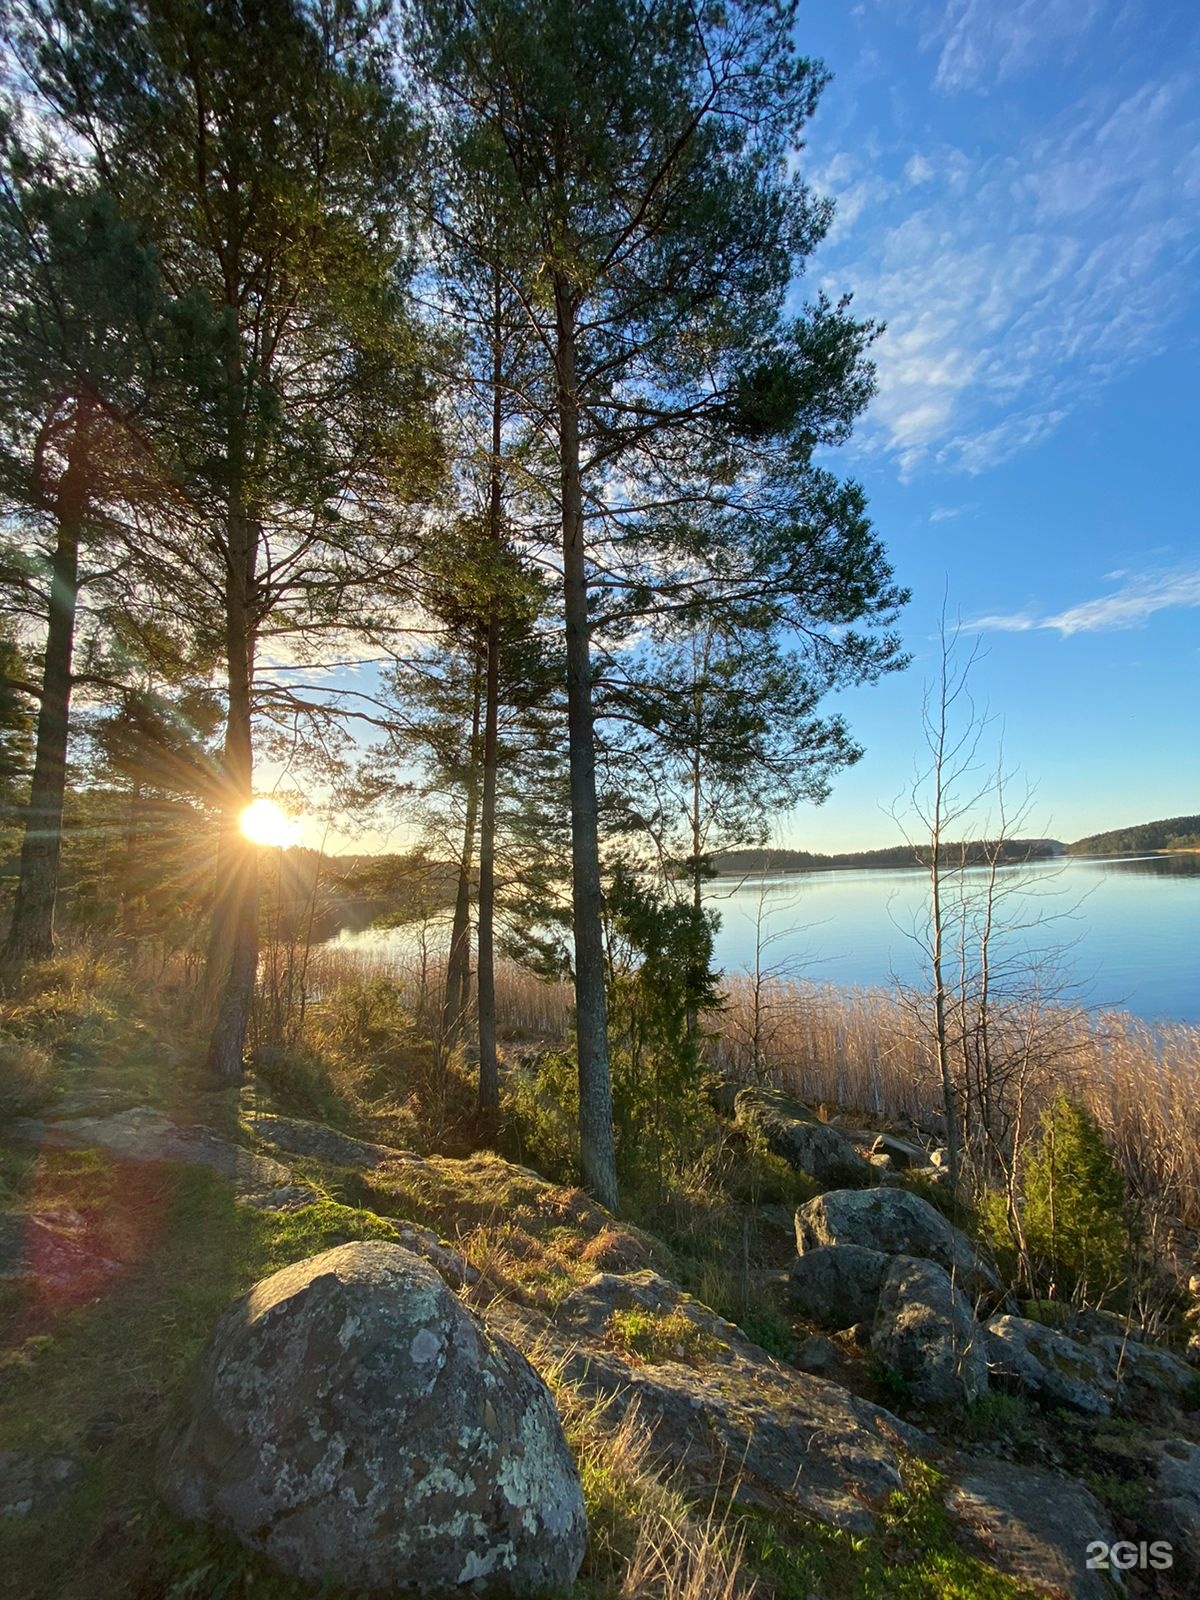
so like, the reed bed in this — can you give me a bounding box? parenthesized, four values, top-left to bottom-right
(293, 939, 1200, 1229)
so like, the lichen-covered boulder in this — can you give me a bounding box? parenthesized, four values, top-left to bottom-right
(159, 1242, 586, 1595)
(788, 1244, 891, 1329)
(735, 1088, 871, 1184)
(795, 1187, 1001, 1300)
(985, 1315, 1116, 1415)
(871, 1256, 988, 1407)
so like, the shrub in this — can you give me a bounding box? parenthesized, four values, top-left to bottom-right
(0, 1030, 54, 1118)
(502, 1049, 580, 1184)
(1020, 1096, 1132, 1305)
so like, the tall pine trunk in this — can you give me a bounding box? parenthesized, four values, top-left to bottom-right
(555, 276, 618, 1211)
(443, 663, 482, 1041)
(477, 284, 504, 1124)
(205, 502, 259, 1086)
(2, 405, 91, 968)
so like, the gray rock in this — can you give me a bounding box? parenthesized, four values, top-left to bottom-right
(1151, 1437, 1200, 1549)
(788, 1244, 891, 1329)
(871, 1256, 987, 1408)
(1089, 1334, 1198, 1413)
(245, 1113, 414, 1172)
(839, 1129, 929, 1170)
(7, 1107, 290, 1194)
(985, 1315, 1116, 1415)
(237, 1184, 324, 1213)
(947, 1457, 1120, 1600)
(0, 1211, 122, 1295)
(795, 1186, 1001, 1300)
(0, 1452, 82, 1519)
(159, 1242, 585, 1595)
(393, 1221, 481, 1290)
(495, 1269, 927, 1534)
(735, 1089, 871, 1184)
(794, 1335, 841, 1376)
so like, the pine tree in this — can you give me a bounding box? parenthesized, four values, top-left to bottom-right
(405, 0, 902, 1208)
(9, 0, 440, 1075)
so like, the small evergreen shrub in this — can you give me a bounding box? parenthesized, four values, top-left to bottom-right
(1020, 1096, 1132, 1305)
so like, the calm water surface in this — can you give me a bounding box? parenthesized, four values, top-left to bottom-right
(710, 854, 1199, 1024)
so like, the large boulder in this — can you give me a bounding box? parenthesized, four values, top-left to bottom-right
(947, 1457, 1120, 1600)
(159, 1242, 587, 1595)
(795, 1186, 1001, 1300)
(735, 1089, 870, 1184)
(1088, 1333, 1198, 1414)
(871, 1256, 987, 1408)
(788, 1244, 891, 1329)
(985, 1315, 1116, 1416)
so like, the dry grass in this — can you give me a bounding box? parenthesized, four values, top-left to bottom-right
(261, 936, 1200, 1234)
(537, 1366, 756, 1600)
(710, 976, 1200, 1233)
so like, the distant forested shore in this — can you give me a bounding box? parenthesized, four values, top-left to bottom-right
(714, 812, 1200, 876)
(1065, 815, 1200, 855)
(711, 838, 1063, 875)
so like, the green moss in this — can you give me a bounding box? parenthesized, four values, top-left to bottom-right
(606, 1305, 728, 1365)
(741, 1459, 1043, 1600)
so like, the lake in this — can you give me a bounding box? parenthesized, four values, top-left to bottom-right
(336, 852, 1199, 1026)
(709, 853, 1199, 1024)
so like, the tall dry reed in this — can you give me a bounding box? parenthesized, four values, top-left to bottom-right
(296, 941, 1200, 1229)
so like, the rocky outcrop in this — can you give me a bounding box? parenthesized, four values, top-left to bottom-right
(735, 1088, 871, 1183)
(0, 1210, 122, 1297)
(493, 1268, 925, 1535)
(871, 1256, 987, 1408)
(947, 1457, 1120, 1600)
(160, 1242, 586, 1595)
(246, 1113, 415, 1172)
(1088, 1333, 1198, 1413)
(7, 1107, 290, 1195)
(795, 1186, 1001, 1300)
(1151, 1437, 1200, 1550)
(985, 1315, 1116, 1415)
(788, 1243, 891, 1329)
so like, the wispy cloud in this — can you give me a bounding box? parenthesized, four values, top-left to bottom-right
(924, 0, 1109, 92)
(967, 567, 1200, 635)
(803, 4, 1200, 477)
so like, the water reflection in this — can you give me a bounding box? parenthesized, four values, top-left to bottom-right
(710, 853, 1199, 1024)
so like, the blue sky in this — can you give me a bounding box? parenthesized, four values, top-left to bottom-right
(781, 0, 1200, 850)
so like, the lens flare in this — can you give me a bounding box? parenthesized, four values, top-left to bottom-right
(239, 798, 302, 849)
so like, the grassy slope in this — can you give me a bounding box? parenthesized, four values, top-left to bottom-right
(0, 953, 1077, 1600)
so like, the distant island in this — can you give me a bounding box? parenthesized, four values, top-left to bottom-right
(1065, 814, 1200, 855)
(711, 839, 1064, 875)
(714, 814, 1200, 876)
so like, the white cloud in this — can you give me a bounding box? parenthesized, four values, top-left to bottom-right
(809, 65, 1200, 476)
(923, 0, 1109, 92)
(967, 567, 1200, 635)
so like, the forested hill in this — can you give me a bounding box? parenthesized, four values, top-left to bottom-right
(1066, 815, 1200, 855)
(712, 839, 1063, 875)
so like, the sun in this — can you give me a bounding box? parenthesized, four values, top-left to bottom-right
(239, 798, 302, 849)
